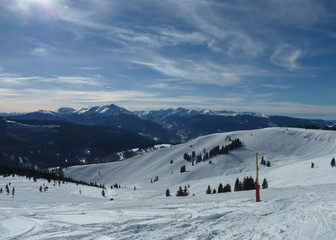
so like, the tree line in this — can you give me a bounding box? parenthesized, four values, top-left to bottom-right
(0, 165, 104, 189)
(183, 138, 243, 163)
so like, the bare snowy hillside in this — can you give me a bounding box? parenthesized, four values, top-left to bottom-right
(65, 127, 336, 193)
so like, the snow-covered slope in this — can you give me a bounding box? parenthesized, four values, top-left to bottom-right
(65, 127, 336, 194)
(3, 127, 336, 239)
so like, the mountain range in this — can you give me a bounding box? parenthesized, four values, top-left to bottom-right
(5, 104, 335, 143)
(1, 104, 335, 169)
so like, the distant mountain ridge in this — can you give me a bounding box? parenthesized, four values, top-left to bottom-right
(9, 104, 172, 142)
(0, 117, 155, 169)
(4, 104, 335, 143)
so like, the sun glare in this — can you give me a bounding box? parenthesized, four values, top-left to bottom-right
(17, 0, 57, 12)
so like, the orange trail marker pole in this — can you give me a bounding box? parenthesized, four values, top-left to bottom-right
(256, 152, 261, 202)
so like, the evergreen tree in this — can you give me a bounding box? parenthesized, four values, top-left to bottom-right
(180, 165, 186, 173)
(176, 186, 188, 196)
(331, 158, 335, 167)
(224, 184, 231, 192)
(262, 178, 268, 189)
(266, 161, 271, 167)
(102, 189, 106, 198)
(176, 186, 183, 196)
(183, 186, 189, 196)
(212, 189, 216, 194)
(203, 152, 209, 161)
(0, 188, 2, 193)
(218, 183, 224, 193)
(196, 154, 202, 163)
(206, 185, 212, 194)
(242, 176, 255, 190)
(183, 153, 191, 161)
(166, 188, 170, 197)
(261, 156, 265, 166)
(234, 178, 242, 191)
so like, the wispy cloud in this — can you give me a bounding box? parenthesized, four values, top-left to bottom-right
(146, 82, 197, 91)
(31, 47, 49, 57)
(132, 53, 266, 86)
(271, 45, 304, 70)
(43, 76, 104, 86)
(0, 71, 104, 88)
(262, 84, 291, 90)
(73, 67, 101, 71)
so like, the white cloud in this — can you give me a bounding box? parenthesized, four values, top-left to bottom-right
(73, 67, 100, 71)
(43, 76, 103, 86)
(31, 47, 49, 56)
(146, 82, 197, 91)
(271, 45, 304, 70)
(262, 84, 291, 90)
(0, 74, 41, 86)
(132, 53, 265, 86)
(0, 70, 104, 88)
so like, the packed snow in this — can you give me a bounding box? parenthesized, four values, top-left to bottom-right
(1, 127, 336, 239)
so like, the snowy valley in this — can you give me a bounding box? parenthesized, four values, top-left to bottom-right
(1, 127, 336, 239)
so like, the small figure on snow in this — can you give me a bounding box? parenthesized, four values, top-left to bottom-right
(311, 162, 315, 168)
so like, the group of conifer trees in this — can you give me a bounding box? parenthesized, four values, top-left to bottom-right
(206, 183, 231, 194)
(0, 165, 104, 189)
(234, 176, 268, 191)
(183, 138, 243, 163)
(260, 156, 271, 167)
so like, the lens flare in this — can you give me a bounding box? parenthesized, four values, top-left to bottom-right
(16, 0, 57, 12)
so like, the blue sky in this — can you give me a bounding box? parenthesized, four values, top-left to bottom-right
(0, 0, 336, 119)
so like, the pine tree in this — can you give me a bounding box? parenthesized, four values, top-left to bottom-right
(234, 178, 242, 191)
(262, 178, 268, 189)
(242, 176, 255, 190)
(176, 186, 188, 196)
(206, 185, 212, 194)
(224, 184, 231, 192)
(176, 186, 183, 196)
(183, 186, 189, 196)
(212, 189, 216, 194)
(102, 189, 106, 198)
(218, 183, 224, 193)
(166, 188, 170, 197)
(180, 165, 186, 173)
(331, 158, 335, 167)
(261, 156, 265, 166)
